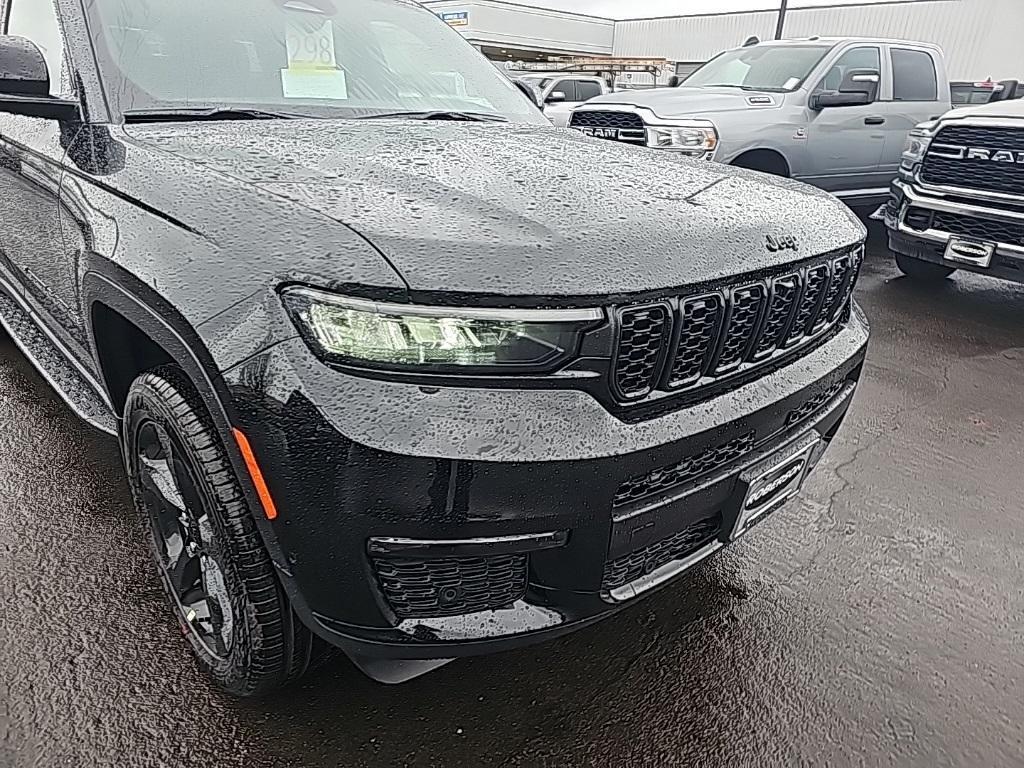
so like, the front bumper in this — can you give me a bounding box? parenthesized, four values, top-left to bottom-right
(222, 307, 868, 663)
(885, 180, 1024, 282)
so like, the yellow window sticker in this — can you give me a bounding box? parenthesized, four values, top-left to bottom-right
(281, 16, 348, 99)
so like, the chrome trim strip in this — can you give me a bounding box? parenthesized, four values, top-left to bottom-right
(606, 540, 723, 603)
(282, 287, 605, 323)
(895, 182, 1024, 255)
(896, 181, 1024, 221)
(834, 187, 890, 199)
(367, 530, 569, 558)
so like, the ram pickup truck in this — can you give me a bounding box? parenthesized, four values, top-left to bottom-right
(0, 0, 868, 696)
(884, 98, 1024, 282)
(517, 74, 609, 127)
(571, 37, 952, 208)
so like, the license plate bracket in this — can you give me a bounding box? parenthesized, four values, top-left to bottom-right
(731, 435, 819, 541)
(944, 237, 994, 268)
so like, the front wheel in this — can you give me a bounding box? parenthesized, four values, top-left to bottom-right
(895, 253, 955, 281)
(123, 367, 313, 697)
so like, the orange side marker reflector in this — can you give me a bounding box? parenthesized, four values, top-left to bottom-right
(232, 428, 279, 521)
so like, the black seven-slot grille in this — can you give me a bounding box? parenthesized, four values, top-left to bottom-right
(373, 554, 528, 619)
(611, 249, 860, 403)
(602, 513, 722, 592)
(921, 125, 1024, 197)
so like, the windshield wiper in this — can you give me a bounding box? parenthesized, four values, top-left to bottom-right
(357, 110, 508, 123)
(123, 107, 303, 123)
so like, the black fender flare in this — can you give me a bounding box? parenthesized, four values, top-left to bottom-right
(80, 261, 300, 585)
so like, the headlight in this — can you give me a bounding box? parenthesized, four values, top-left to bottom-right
(646, 122, 718, 157)
(281, 287, 603, 374)
(901, 121, 937, 171)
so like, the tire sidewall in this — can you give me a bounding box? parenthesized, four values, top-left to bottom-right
(122, 373, 265, 691)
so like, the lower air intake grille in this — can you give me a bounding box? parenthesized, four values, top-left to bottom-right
(373, 554, 528, 619)
(786, 380, 847, 428)
(613, 432, 756, 507)
(602, 514, 722, 592)
(931, 211, 1024, 246)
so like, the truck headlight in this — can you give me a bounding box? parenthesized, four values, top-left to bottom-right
(646, 122, 718, 157)
(281, 287, 603, 373)
(901, 121, 937, 172)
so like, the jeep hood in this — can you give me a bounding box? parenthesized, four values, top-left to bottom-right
(125, 119, 861, 300)
(582, 86, 785, 120)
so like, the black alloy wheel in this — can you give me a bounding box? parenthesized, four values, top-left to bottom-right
(123, 367, 314, 697)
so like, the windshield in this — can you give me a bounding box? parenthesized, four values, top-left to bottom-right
(82, 0, 547, 123)
(684, 44, 832, 92)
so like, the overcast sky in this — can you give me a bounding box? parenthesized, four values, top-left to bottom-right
(527, 0, 900, 20)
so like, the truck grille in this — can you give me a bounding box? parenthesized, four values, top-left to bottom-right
(930, 210, 1024, 246)
(610, 249, 861, 406)
(373, 554, 528, 619)
(568, 111, 647, 145)
(602, 514, 722, 592)
(921, 126, 1024, 197)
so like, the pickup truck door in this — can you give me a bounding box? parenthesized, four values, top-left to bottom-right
(543, 78, 593, 127)
(876, 45, 948, 183)
(803, 45, 888, 195)
(0, 0, 88, 357)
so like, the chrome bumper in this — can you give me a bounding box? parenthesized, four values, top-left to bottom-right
(890, 180, 1024, 257)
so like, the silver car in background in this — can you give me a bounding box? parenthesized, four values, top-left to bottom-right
(571, 37, 952, 208)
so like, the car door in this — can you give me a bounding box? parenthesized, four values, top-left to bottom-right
(877, 46, 946, 181)
(0, 0, 85, 347)
(803, 45, 887, 194)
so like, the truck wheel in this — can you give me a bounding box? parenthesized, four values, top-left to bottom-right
(123, 367, 313, 697)
(895, 253, 955, 281)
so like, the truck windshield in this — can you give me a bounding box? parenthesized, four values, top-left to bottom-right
(83, 0, 547, 123)
(684, 44, 832, 92)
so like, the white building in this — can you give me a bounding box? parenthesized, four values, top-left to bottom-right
(424, 0, 1023, 80)
(423, 0, 614, 61)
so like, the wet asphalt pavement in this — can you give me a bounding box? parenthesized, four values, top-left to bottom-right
(2, 226, 1024, 768)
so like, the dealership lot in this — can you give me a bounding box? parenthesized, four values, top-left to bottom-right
(2, 224, 1022, 767)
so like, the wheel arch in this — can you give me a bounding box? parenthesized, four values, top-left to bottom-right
(81, 263, 297, 580)
(730, 148, 792, 178)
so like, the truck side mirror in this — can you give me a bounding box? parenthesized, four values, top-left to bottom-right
(0, 35, 79, 120)
(545, 91, 567, 104)
(512, 79, 543, 109)
(811, 68, 880, 110)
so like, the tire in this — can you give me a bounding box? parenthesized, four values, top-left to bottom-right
(123, 366, 312, 697)
(895, 253, 955, 281)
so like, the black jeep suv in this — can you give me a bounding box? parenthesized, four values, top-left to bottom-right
(0, 0, 869, 695)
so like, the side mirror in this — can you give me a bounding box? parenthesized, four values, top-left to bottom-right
(0, 35, 79, 120)
(512, 79, 543, 109)
(545, 91, 567, 104)
(811, 68, 880, 110)
(667, 76, 681, 88)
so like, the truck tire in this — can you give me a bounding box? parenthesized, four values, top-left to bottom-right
(895, 253, 955, 281)
(123, 366, 313, 697)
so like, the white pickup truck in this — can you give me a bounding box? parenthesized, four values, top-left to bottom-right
(571, 37, 953, 208)
(517, 74, 609, 127)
